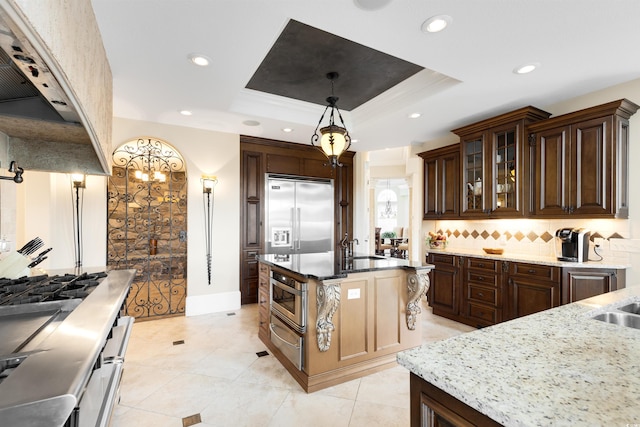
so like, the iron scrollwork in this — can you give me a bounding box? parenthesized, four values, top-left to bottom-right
(406, 270, 430, 330)
(316, 281, 341, 352)
(107, 138, 187, 319)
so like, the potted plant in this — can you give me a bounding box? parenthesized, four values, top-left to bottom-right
(380, 231, 396, 244)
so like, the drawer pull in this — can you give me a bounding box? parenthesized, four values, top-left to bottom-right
(527, 269, 536, 274)
(477, 292, 484, 297)
(478, 263, 485, 267)
(477, 276, 484, 281)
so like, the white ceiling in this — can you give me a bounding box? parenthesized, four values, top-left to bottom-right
(90, 0, 640, 153)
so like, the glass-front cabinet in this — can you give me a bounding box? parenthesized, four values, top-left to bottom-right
(454, 107, 551, 218)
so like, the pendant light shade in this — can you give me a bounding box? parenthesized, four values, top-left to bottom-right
(311, 72, 351, 168)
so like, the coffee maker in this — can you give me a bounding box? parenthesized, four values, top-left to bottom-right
(555, 228, 590, 262)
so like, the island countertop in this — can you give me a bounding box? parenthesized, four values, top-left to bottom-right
(397, 287, 640, 426)
(258, 251, 432, 280)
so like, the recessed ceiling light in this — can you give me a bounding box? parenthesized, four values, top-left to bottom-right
(179, 110, 192, 116)
(187, 53, 210, 67)
(242, 120, 260, 127)
(514, 63, 540, 74)
(421, 15, 452, 33)
(282, 128, 293, 133)
(351, 139, 358, 143)
(409, 112, 421, 119)
(353, 0, 393, 11)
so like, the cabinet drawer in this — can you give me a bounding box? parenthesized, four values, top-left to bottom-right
(510, 262, 559, 282)
(428, 253, 457, 267)
(467, 271, 499, 287)
(467, 284, 498, 305)
(466, 258, 499, 272)
(467, 303, 499, 324)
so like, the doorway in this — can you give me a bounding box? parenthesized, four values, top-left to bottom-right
(374, 178, 410, 258)
(107, 138, 188, 320)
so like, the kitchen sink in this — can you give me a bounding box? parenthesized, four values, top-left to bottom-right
(593, 311, 640, 330)
(618, 302, 640, 315)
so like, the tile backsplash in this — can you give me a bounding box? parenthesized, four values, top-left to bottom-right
(424, 218, 630, 262)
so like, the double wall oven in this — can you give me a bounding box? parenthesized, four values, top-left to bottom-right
(269, 269, 307, 370)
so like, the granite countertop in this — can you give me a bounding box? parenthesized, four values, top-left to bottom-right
(427, 247, 630, 269)
(397, 287, 640, 426)
(258, 251, 432, 280)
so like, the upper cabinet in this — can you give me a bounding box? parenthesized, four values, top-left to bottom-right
(529, 99, 639, 218)
(418, 144, 459, 219)
(452, 107, 551, 218)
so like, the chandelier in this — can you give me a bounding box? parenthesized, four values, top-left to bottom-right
(311, 72, 352, 168)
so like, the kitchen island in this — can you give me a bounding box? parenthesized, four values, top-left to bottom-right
(257, 252, 433, 392)
(397, 286, 640, 426)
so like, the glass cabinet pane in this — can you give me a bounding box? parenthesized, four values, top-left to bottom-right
(494, 130, 516, 210)
(464, 139, 483, 211)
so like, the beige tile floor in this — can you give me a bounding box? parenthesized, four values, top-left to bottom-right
(110, 298, 474, 427)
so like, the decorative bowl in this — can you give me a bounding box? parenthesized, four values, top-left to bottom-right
(428, 239, 448, 250)
(482, 248, 504, 255)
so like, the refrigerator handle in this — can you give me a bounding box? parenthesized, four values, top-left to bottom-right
(296, 207, 301, 250)
(290, 207, 295, 251)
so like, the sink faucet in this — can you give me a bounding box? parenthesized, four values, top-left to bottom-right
(341, 233, 359, 258)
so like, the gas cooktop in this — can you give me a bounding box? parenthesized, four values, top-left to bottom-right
(0, 271, 107, 305)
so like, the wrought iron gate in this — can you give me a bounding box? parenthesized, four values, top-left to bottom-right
(107, 138, 187, 319)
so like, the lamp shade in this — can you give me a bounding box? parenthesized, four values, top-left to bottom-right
(319, 125, 348, 157)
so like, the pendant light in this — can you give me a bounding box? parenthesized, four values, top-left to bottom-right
(311, 72, 352, 168)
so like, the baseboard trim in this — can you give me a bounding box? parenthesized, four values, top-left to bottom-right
(186, 291, 241, 316)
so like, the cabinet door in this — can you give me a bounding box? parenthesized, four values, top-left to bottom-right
(562, 268, 619, 304)
(534, 125, 570, 216)
(428, 254, 460, 316)
(422, 146, 459, 219)
(490, 123, 522, 216)
(570, 116, 612, 216)
(461, 134, 486, 216)
(507, 277, 560, 319)
(423, 156, 439, 218)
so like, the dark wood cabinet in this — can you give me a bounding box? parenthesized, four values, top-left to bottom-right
(562, 267, 625, 304)
(427, 253, 461, 317)
(410, 373, 502, 427)
(452, 107, 551, 218)
(530, 99, 639, 218)
(418, 144, 459, 218)
(428, 254, 623, 327)
(506, 262, 561, 320)
(240, 136, 354, 304)
(463, 257, 504, 327)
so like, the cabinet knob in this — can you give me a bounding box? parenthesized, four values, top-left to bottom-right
(477, 276, 484, 281)
(478, 292, 484, 297)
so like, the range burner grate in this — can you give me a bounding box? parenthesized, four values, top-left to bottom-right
(0, 272, 107, 305)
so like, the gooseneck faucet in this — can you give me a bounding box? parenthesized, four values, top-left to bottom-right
(340, 233, 359, 258)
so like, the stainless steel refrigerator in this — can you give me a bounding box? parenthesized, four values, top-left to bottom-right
(265, 175, 334, 254)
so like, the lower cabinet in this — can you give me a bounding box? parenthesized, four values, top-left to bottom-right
(428, 254, 624, 327)
(410, 373, 501, 427)
(428, 253, 462, 318)
(257, 263, 270, 341)
(562, 268, 625, 304)
(505, 262, 560, 321)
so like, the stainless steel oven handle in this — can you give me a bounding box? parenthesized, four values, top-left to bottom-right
(269, 322, 301, 350)
(271, 279, 303, 296)
(97, 362, 124, 427)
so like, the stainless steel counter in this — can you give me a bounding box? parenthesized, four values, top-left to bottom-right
(0, 269, 135, 426)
